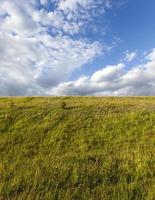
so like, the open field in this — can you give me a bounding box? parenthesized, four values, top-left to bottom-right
(0, 97, 155, 200)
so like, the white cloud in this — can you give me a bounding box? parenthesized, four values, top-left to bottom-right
(0, 32, 101, 95)
(1, 0, 153, 96)
(91, 63, 124, 82)
(124, 51, 137, 62)
(57, 0, 110, 14)
(0, 1, 40, 36)
(58, 0, 91, 11)
(147, 48, 155, 61)
(0, 0, 104, 95)
(51, 49, 155, 96)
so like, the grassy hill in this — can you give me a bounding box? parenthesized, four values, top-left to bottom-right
(0, 97, 155, 200)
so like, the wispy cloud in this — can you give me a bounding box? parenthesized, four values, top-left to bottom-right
(123, 50, 137, 62)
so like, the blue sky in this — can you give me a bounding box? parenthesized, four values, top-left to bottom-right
(0, 0, 155, 96)
(81, 0, 155, 74)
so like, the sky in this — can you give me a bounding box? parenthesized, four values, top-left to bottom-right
(0, 0, 155, 96)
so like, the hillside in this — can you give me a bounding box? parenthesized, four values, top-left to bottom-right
(0, 97, 155, 200)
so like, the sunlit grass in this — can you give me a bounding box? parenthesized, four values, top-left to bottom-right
(0, 97, 155, 200)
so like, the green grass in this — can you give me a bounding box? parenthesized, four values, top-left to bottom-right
(0, 97, 155, 200)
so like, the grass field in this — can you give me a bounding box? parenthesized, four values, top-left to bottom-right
(0, 97, 155, 200)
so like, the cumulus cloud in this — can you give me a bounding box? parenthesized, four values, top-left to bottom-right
(51, 49, 155, 96)
(91, 63, 124, 82)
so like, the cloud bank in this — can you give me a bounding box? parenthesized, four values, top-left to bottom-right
(51, 49, 155, 96)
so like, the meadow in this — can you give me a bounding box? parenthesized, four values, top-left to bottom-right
(0, 97, 155, 200)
